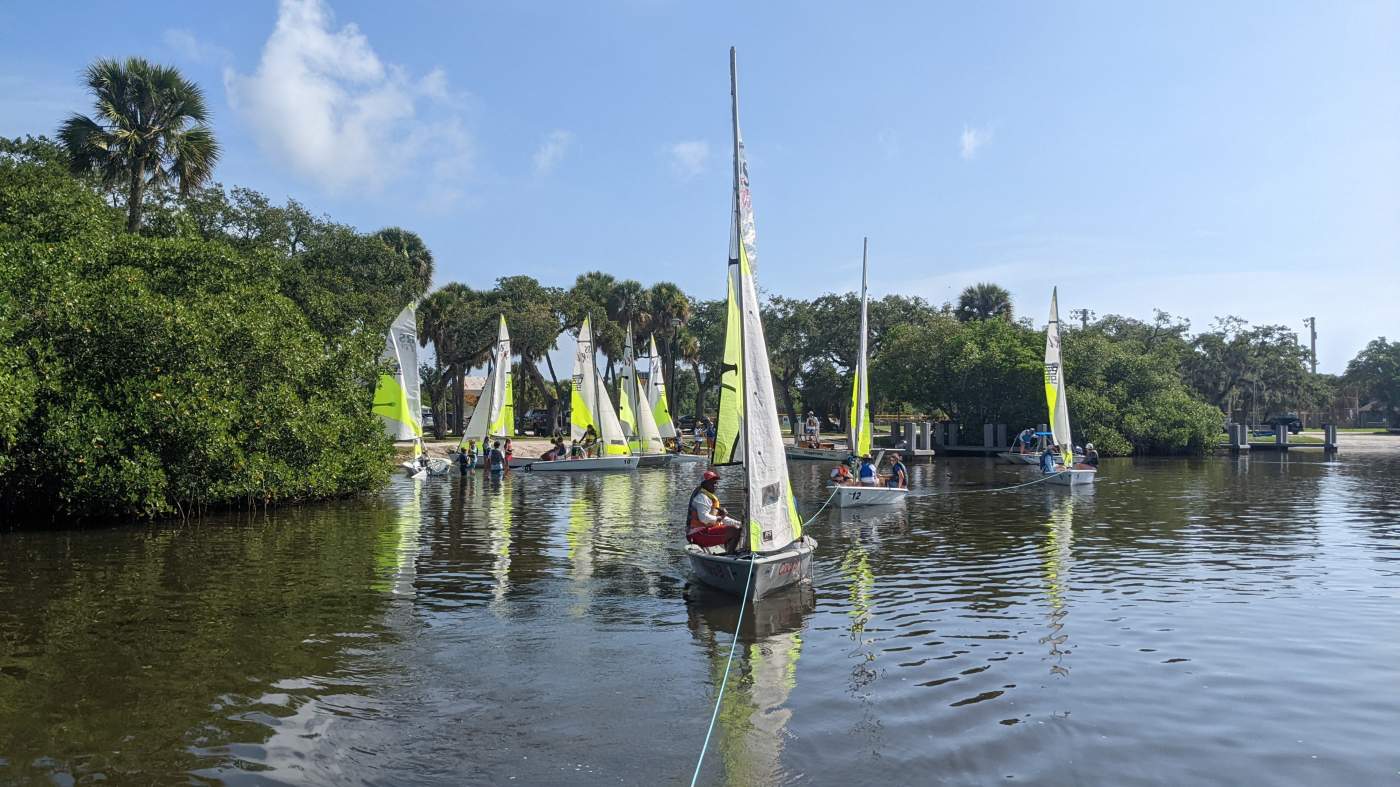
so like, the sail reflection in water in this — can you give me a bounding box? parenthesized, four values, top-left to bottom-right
(686, 586, 815, 786)
(488, 477, 513, 607)
(1040, 496, 1077, 677)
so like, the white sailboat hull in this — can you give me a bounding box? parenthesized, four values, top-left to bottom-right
(1047, 468, 1096, 487)
(636, 453, 672, 468)
(526, 456, 638, 472)
(1002, 451, 1084, 466)
(830, 484, 909, 508)
(785, 446, 848, 462)
(686, 536, 817, 601)
(669, 453, 706, 464)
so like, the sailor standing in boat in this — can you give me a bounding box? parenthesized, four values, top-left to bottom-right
(687, 470, 743, 553)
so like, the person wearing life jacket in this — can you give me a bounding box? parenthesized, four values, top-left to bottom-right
(687, 470, 742, 553)
(830, 463, 853, 485)
(857, 454, 879, 486)
(887, 453, 908, 489)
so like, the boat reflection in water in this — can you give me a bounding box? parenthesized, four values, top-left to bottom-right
(685, 582, 815, 785)
(373, 478, 423, 597)
(487, 474, 512, 609)
(1040, 495, 1078, 677)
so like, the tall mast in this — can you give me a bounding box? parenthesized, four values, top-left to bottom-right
(856, 236, 869, 449)
(730, 46, 754, 515)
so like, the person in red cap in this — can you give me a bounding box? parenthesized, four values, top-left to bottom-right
(687, 469, 743, 553)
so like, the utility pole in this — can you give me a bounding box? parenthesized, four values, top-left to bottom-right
(1070, 308, 1094, 329)
(1303, 317, 1317, 374)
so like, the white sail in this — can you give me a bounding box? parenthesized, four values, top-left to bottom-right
(620, 325, 665, 454)
(847, 238, 873, 457)
(1044, 288, 1074, 466)
(646, 334, 678, 439)
(570, 316, 600, 443)
(570, 316, 632, 456)
(373, 304, 421, 441)
(462, 315, 513, 443)
(729, 48, 802, 553)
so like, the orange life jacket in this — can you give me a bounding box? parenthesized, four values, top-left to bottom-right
(687, 486, 722, 530)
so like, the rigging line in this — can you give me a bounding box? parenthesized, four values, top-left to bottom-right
(907, 471, 1071, 498)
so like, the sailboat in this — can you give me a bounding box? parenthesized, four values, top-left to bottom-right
(784, 240, 878, 464)
(373, 304, 446, 477)
(1044, 288, 1095, 487)
(646, 335, 703, 463)
(687, 48, 817, 601)
(618, 324, 670, 467)
(832, 239, 908, 507)
(528, 315, 638, 472)
(459, 315, 534, 470)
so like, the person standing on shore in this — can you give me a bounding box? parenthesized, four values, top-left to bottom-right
(804, 411, 820, 447)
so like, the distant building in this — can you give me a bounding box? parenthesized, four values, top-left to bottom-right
(460, 375, 487, 422)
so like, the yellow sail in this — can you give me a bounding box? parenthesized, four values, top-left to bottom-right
(712, 258, 744, 464)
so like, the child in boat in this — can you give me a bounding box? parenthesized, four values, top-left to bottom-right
(887, 453, 908, 489)
(857, 455, 878, 486)
(569, 441, 585, 459)
(830, 463, 853, 485)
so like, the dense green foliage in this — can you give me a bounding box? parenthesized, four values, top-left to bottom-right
(0, 138, 418, 524)
(1345, 338, 1400, 427)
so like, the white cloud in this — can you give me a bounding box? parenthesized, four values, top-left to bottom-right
(960, 125, 991, 160)
(532, 130, 573, 175)
(164, 29, 231, 64)
(667, 140, 710, 179)
(225, 0, 471, 195)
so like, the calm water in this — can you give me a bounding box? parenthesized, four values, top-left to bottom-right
(3, 453, 1400, 785)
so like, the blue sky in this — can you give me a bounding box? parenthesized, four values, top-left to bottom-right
(2, 0, 1396, 372)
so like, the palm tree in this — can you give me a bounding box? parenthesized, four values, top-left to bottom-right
(607, 279, 651, 333)
(647, 281, 691, 388)
(567, 271, 622, 384)
(375, 227, 435, 299)
(59, 57, 220, 233)
(955, 282, 1013, 322)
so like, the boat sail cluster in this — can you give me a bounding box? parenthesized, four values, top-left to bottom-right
(369, 46, 1095, 601)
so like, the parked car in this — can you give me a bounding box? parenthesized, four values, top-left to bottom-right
(1263, 413, 1303, 434)
(676, 414, 701, 433)
(517, 408, 556, 436)
(421, 408, 435, 430)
